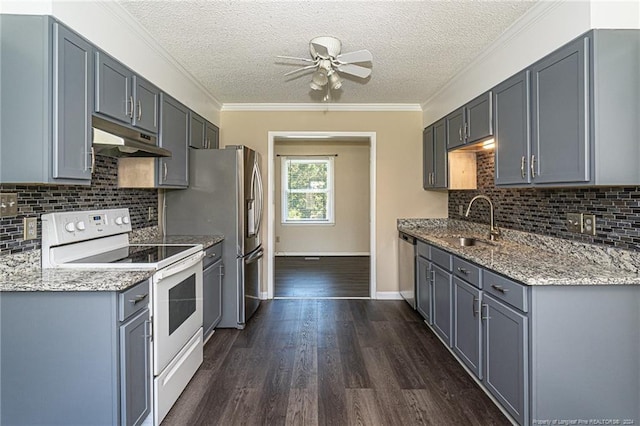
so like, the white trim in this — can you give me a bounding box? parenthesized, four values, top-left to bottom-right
(421, 0, 562, 110)
(275, 252, 370, 257)
(222, 103, 422, 112)
(260, 292, 268, 300)
(267, 131, 377, 300)
(375, 291, 403, 300)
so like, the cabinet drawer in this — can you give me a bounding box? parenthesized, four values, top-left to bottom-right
(482, 270, 528, 312)
(452, 257, 481, 289)
(416, 240, 430, 259)
(430, 246, 451, 270)
(119, 279, 150, 322)
(203, 242, 222, 269)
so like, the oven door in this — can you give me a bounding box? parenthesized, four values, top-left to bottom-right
(152, 252, 204, 375)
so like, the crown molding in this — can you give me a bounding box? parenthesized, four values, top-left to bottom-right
(421, 0, 563, 109)
(221, 103, 423, 112)
(96, 1, 223, 110)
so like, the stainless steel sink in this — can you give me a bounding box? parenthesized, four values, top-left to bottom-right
(445, 236, 496, 247)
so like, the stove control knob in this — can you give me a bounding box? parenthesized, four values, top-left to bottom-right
(76, 221, 86, 231)
(123, 216, 130, 225)
(65, 222, 76, 233)
(115, 217, 124, 225)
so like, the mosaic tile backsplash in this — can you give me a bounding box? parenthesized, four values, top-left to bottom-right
(0, 155, 158, 254)
(449, 151, 640, 252)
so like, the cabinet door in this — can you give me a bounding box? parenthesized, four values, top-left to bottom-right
(416, 256, 432, 324)
(445, 108, 465, 150)
(432, 119, 447, 189)
(158, 93, 189, 187)
(465, 91, 493, 144)
(452, 278, 482, 378)
(203, 259, 223, 339)
(205, 122, 220, 149)
(52, 23, 93, 181)
(189, 112, 206, 149)
(120, 308, 151, 426)
(132, 76, 159, 134)
(483, 294, 528, 425)
(423, 126, 434, 189)
(95, 52, 132, 124)
(531, 36, 589, 184)
(431, 264, 452, 346)
(494, 71, 531, 186)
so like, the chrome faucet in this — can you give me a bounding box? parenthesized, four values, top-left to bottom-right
(465, 195, 500, 241)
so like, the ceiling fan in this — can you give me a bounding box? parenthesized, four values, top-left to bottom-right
(278, 36, 373, 98)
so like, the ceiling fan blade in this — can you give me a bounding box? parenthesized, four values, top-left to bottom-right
(311, 42, 330, 59)
(336, 63, 372, 79)
(336, 49, 373, 64)
(283, 64, 318, 76)
(277, 55, 315, 63)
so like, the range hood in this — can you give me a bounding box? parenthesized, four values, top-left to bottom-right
(92, 116, 171, 158)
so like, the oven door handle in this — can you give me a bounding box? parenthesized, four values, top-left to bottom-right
(155, 252, 204, 281)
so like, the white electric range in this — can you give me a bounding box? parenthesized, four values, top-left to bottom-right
(41, 208, 204, 425)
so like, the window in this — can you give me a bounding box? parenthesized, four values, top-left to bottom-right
(281, 156, 334, 224)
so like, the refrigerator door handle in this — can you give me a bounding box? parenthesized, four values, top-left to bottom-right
(244, 248, 264, 264)
(247, 198, 256, 237)
(255, 163, 264, 236)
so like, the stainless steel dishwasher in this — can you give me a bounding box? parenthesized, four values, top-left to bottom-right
(398, 232, 417, 309)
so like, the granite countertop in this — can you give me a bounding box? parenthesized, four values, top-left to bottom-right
(398, 219, 640, 286)
(0, 231, 224, 292)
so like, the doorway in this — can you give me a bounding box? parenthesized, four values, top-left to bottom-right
(267, 132, 376, 299)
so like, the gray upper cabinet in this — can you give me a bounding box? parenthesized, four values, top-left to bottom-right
(531, 36, 589, 184)
(190, 112, 220, 149)
(483, 294, 529, 425)
(0, 15, 93, 185)
(205, 121, 220, 149)
(445, 91, 493, 151)
(494, 71, 531, 186)
(453, 277, 482, 379)
(423, 120, 447, 190)
(158, 93, 189, 187)
(95, 52, 159, 134)
(495, 30, 640, 187)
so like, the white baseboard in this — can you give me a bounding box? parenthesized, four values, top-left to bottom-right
(375, 291, 403, 300)
(275, 252, 370, 256)
(260, 292, 268, 300)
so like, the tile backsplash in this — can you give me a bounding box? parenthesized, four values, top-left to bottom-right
(449, 151, 640, 252)
(0, 155, 158, 254)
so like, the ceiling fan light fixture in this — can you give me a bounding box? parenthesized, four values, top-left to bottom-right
(328, 70, 342, 90)
(310, 80, 324, 91)
(311, 69, 328, 86)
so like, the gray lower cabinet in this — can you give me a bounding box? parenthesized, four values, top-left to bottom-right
(0, 280, 151, 426)
(416, 255, 432, 324)
(482, 293, 528, 425)
(431, 263, 452, 346)
(452, 277, 482, 378)
(423, 119, 447, 189)
(95, 52, 159, 134)
(0, 15, 93, 185)
(158, 93, 190, 187)
(203, 243, 224, 340)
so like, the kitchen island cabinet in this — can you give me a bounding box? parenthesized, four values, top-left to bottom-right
(0, 280, 151, 426)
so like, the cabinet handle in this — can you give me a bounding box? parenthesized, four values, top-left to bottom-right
(205, 138, 209, 149)
(456, 267, 469, 275)
(472, 296, 478, 317)
(206, 253, 216, 258)
(464, 122, 469, 140)
(481, 303, 490, 321)
(219, 263, 225, 277)
(530, 154, 536, 178)
(490, 284, 509, 294)
(458, 126, 463, 142)
(129, 294, 148, 304)
(430, 269, 435, 284)
(520, 156, 526, 179)
(163, 163, 168, 181)
(89, 147, 95, 173)
(144, 320, 153, 339)
(137, 100, 142, 121)
(128, 96, 134, 118)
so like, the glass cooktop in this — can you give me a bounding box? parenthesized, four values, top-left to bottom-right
(69, 244, 197, 265)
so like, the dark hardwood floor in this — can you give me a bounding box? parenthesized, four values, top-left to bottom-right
(275, 256, 370, 298)
(162, 300, 509, 425)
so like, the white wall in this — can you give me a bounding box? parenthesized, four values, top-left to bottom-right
(422, 0, 640, 125)
(274, 140, 370, 255)
(0, 0, 221, 125)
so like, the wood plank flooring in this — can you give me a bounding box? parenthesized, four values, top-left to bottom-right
(275, 256, 370, 298)
(162, 300, 509, 425)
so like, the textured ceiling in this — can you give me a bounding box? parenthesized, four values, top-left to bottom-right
(117, 0, 537, 105)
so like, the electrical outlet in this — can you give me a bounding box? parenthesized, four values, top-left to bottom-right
(458, 205, 464, 216)
(148, 206, 155, 221)
(275, 236, 280, 243)
(583, 214, 596, 236)
(23, 217, 37, 240)
(0, 193, 18, 217)
(566, 213, 583, 233)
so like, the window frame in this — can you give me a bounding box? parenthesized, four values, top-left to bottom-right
(281, 156, 335, 225)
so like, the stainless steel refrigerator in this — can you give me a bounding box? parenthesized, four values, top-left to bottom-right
(164, 145, 263, 329)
